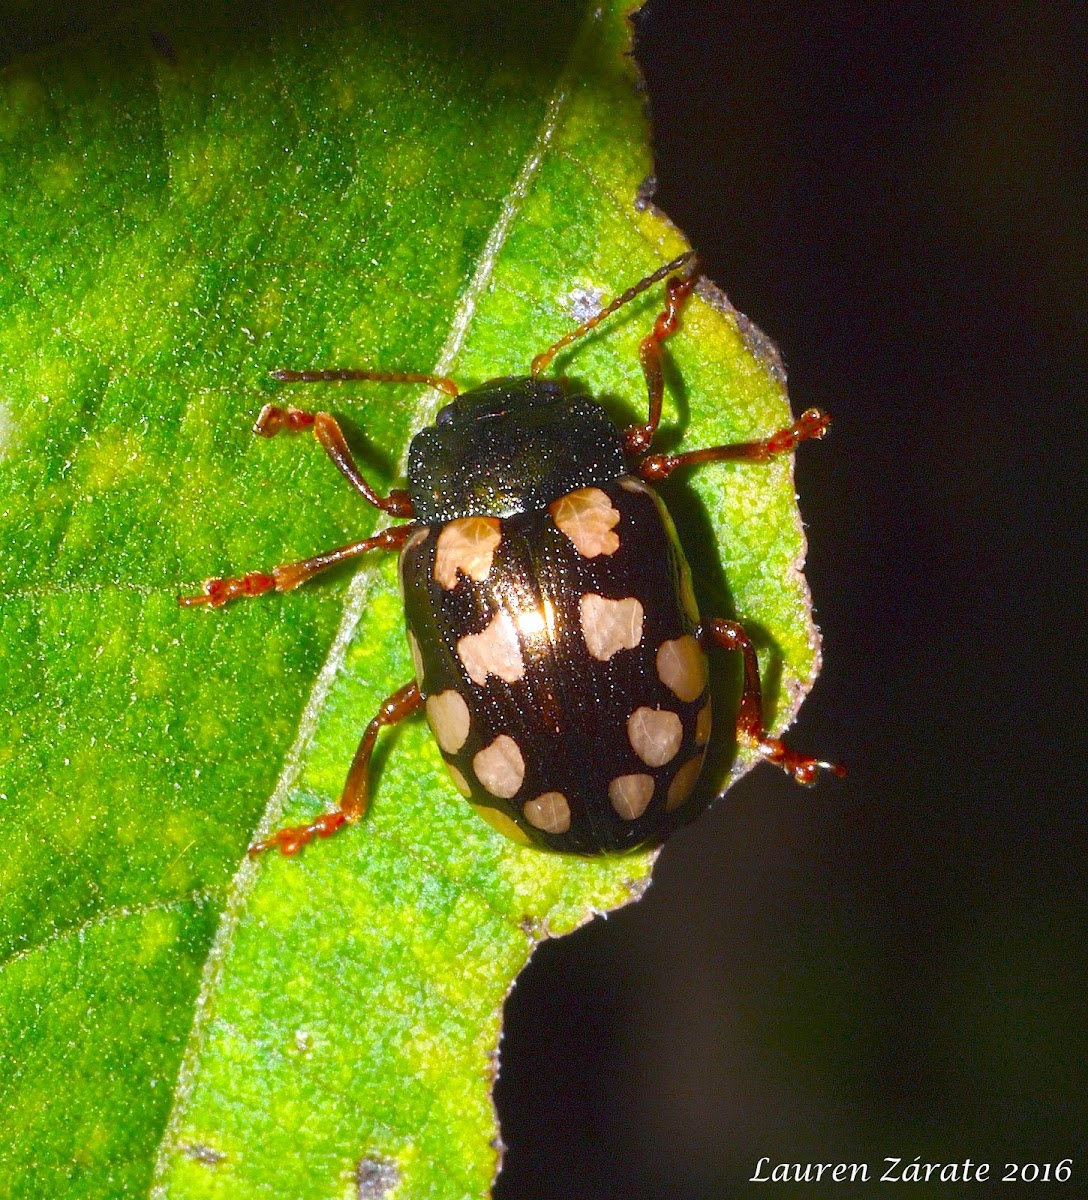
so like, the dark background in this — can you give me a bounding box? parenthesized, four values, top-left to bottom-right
(496, 2, 1087, 1197)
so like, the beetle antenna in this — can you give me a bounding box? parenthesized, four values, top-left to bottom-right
(530, 250, 698, 377)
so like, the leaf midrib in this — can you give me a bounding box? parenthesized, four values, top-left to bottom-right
(148, 7, 600, 1186)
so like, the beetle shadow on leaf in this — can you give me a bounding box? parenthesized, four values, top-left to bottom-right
(334, 411, 403, 489)
(560, 320, 693, 459)
(724, 611, 785, 737)
(658, 476, 787, 791)
(366, 706, 420, 815)
(141, 0, 584, 82)
(651, 349, 690, 455)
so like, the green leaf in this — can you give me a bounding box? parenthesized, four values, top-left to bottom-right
(0, 1, 821, 1196)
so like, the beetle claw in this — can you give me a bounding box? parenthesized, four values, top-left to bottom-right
(249, 810, 350, 857)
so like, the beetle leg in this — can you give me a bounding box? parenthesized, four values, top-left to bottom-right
(637, 408, 832, 482)
(249, 681, 423, 856)
(701, 617, 844, 785)
(253, 406, 414, 517)
(622, 265, 701, 456)
(178, 523, 419, 607)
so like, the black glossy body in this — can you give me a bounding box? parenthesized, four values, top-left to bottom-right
(401, 378, 711, 854)
(407, 377, 627, 521)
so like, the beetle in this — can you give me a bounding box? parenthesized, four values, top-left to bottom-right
(180, 251, 842, 854)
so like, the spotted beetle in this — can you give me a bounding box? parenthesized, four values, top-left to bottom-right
(181, 252, 842, 854)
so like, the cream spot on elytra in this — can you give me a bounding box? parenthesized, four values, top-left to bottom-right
(609, 774, 654, 820)
(580, 594, 643, 661)
(627, 706, 683, 767)
(456, 609, 524, 686)
(549, 487, 620, 557)
(523, 791, 571, 834)
(473, 735, 525, 799)
(666, 753, 705, 811)
(695, 699, 712, 746)
(433, 517, 501, 590)
(679, 564, 700, 622)
(657, 635, 708, 703)
(471, 803, 531, 845)
(445, 762, 472, 796)
(425, 689, 470, 754)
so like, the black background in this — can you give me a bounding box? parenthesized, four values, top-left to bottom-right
(496, 2, 1087, 1197)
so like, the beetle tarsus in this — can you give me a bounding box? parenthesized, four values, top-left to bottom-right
(747, 734, 847, 786)
(253, 404, 317, 436)
(637, 407, 833, 481)
(249, 810, 350, 857)
(249, 681, 422, 857)
(178, 527, 418, 609)
(178, 571, 276, 607)
(702, 617, 843, 786)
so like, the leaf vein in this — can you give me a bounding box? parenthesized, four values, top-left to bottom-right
(150, 8, 606, 1189)
(0, 886, 222, 976)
